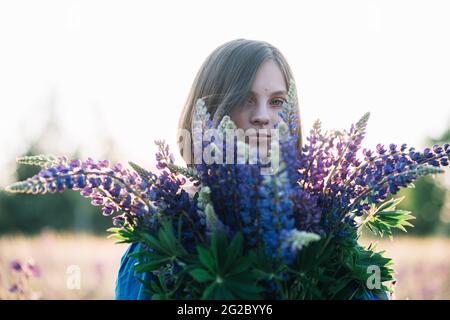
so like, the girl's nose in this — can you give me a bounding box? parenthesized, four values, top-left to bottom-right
(250, 104, 270, 127)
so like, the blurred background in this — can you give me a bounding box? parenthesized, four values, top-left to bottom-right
(0, 0, 449, 299)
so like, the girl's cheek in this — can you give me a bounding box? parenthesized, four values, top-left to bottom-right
(231, 108, 250, 128)
(271, 108, 283, 121)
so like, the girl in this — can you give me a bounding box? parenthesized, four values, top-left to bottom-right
(115, 38, 301, 300)
(115, 38, 388, 300)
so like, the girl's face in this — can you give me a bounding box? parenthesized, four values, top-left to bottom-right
(230, 59, 287, 142)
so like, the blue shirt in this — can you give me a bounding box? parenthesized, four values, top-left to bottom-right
(115, 242, 151, 300)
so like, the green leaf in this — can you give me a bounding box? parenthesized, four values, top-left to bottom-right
(364, 198, 416, 238)
(189, 269, 215, 283)
(225, 257, 253, 277)
(215, 286, 236, 300)
(107, 227, 136, 243)
(377, 196, 405, 212)
(128, 251, 166, 261)
(211, 232, 227, 273)
(134, 258, 172, 273)
(197, 246, 216, 273)
(225, 277, 263, 294)
(138, 232, 169, 255)
(202, 283, 218, 300)
(223, 233, 243, 273)
(158, 223, 177, 253)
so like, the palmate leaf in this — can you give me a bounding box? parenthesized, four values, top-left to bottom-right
(127, 218, 191, 286)
(137, 219, 188, 258)
(141, 273, 172, 299)
(112, 221, 188, 275)
(136, 256, 195, 300)
(351, 244, 395, 297)
(190, 231, 264, 300)
(106, 226, 138, 244)
(352, 245, 394, 281)
(362, 197, 415, 239)
(366, 209, 415, 239)
(289, 230, 395, 300)
(325, 242, 395, 299)
(129, 221, 196, 299)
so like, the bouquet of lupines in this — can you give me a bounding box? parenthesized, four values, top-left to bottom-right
(5, 81, 449, 300)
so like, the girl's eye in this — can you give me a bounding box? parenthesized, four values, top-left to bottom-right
(272, 98, 286, 106)
(245, 97, 286, 106)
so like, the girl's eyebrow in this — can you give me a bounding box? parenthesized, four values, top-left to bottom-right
(249, 90, 287, 96)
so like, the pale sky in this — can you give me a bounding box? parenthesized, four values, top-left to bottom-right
(1, 0, 449, 187)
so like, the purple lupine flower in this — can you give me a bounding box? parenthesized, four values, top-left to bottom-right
(8, 284, 19, 293)
(26, 261, 42, 278)
(6, 155, 154, 230)
(10, 260, 22, 272)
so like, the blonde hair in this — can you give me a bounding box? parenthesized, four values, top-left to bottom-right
(177, 38, 303, 164)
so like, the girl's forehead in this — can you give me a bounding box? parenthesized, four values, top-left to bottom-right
(249, 61, 287, 94)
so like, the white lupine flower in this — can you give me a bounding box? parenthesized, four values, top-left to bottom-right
(197, 186, 211, 207)
(195, 98, 207, 116)
(285, 229, 321, 252)
(277, 121, 289, 137)
(197, 186, 220, 231)
(218, 115, 237, 131)
(205, 203, 219, 231)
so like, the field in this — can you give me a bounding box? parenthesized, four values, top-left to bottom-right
(0, 232, 449, 300)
